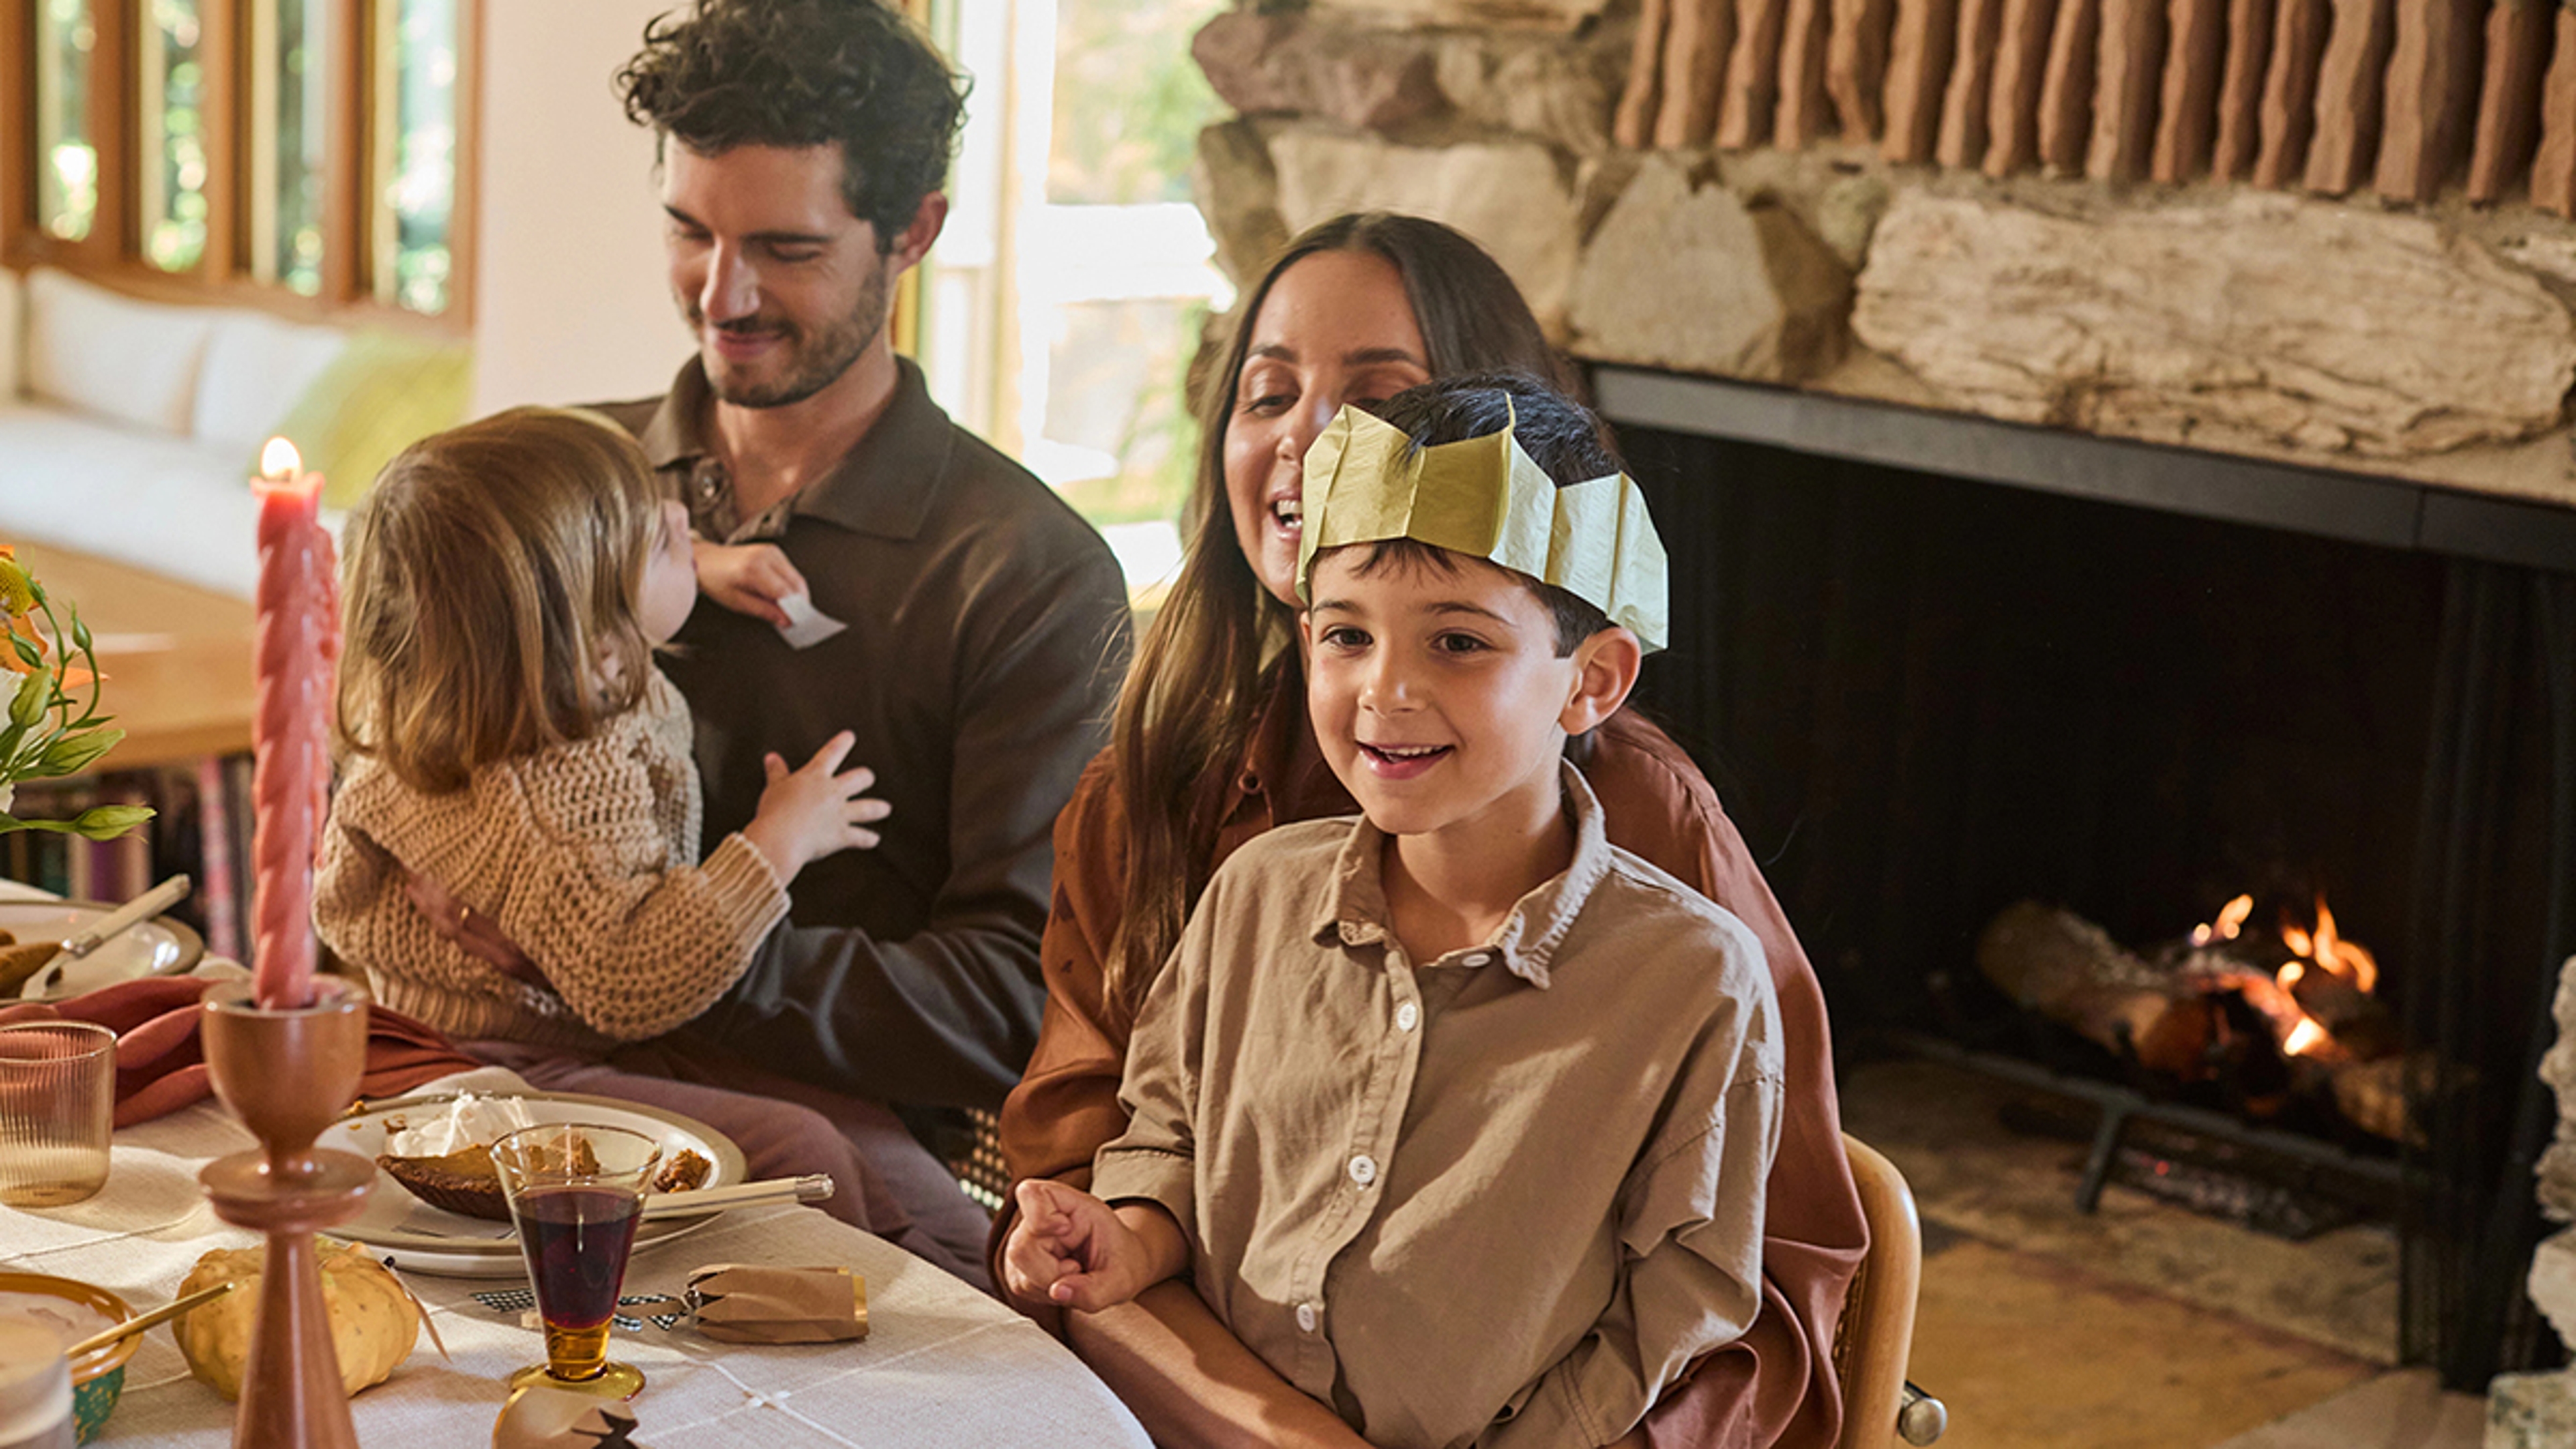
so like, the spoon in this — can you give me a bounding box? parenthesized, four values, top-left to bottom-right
(63, 1278, 238, 1358)
(27, 874, 193, 996)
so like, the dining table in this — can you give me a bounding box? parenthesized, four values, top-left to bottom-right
(0, 1057, 1155, 1448)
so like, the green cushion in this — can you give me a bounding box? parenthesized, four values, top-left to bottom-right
(259, 329, 474, 510)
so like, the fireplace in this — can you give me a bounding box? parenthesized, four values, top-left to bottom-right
(1599, 366, 2576, 1388)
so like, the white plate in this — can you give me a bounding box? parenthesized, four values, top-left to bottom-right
(329, 1092, 749, 1278)
(0, 900, 204, 1000)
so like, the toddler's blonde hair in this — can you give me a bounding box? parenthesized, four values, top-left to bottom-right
(337, 406, 665, 793)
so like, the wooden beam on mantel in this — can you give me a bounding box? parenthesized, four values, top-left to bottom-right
(2208, 0, 2275, 178)
(2465, 0, 2551, 204)
(1587, 364, 2576, 574)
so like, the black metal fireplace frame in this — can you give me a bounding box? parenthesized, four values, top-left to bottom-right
(1595, 364, 2576, 1389)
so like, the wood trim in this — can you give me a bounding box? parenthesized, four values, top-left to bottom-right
(442, 0, 478, 327)
(0, 0, 30, 247)
(16, 249, 456, 332)
(201, 0, 240, 278)
(87, 0, 138, 261)
(321, 0, 364, 305)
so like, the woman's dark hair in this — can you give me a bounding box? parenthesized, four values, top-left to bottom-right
(617, 0, 967, 249)
(1098, 213, 1574, 1027)
(1353, 372, 1621, 657)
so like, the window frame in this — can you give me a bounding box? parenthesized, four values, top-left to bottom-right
(0, 0, 480, 331)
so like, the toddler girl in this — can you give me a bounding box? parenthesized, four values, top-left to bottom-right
(315, 405, 879, 1057)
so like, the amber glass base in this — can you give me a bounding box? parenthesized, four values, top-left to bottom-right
(507, 1359, 644, 1399)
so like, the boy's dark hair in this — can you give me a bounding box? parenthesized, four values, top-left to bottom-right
(1359, 372, 1625, 657)
(616, 0, 967, 252)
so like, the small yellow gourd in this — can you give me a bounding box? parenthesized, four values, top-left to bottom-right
(170, 1243, 421, 1401)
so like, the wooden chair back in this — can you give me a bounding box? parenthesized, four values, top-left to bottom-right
(1833, 1133, 1925, 1449)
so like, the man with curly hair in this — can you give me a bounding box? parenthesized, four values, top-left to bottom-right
(521, 0, 1130, 1281)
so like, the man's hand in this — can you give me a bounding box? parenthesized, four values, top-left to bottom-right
(739, 731, 892, 883)
(1003, 1179, 1179, 1313)
(405, 871, 547, 987)
(694, 538, 808, 628)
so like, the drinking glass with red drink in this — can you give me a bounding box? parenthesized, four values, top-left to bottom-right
(492, 1122, 661, 1398)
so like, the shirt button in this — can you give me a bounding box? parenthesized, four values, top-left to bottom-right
(1295, 1302, 1319, 1333)
(1395, 1001, 1419, 1032)
(1348, 1155, 1377, 1187)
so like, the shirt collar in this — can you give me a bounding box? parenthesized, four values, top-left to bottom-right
(1309, 762, 1615, 989)
(632, 354, 957, 542)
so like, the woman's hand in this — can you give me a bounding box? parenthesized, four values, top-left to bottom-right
(739, 731, 892, 883)
(1004, 1180, 1182, 1313)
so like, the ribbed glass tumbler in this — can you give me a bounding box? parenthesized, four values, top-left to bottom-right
(0, 1022, 115, 1206)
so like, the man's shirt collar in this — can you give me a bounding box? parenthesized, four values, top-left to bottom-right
(635, 354, 957, 543)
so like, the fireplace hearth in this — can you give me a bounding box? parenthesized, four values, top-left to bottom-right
(1605, 368, 2576, 1389)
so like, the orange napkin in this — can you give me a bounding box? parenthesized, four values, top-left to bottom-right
(0, 977, 481, 1126)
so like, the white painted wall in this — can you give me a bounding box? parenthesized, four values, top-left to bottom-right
(470, 0, 684, 415)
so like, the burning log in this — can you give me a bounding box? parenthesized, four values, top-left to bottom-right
(1978, 895, 2414, 1141)
(1977, 901, 2213, 1075)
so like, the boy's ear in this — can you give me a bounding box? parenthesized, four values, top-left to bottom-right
(1560, 627, 1642, 736)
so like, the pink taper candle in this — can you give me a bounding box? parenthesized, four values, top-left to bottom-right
(250, 438, 339, 1010)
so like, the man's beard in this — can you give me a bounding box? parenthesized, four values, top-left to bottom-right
(690, 257, 892, 410)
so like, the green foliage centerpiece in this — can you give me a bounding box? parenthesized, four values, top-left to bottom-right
(0, 547, 153, 840)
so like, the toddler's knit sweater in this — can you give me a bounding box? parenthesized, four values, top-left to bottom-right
(315, 669, 788, 1053)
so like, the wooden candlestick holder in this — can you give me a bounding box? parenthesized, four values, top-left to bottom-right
(199, 977, 374, 1449)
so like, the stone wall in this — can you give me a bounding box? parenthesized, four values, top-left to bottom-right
(1191, 0, 2576, 511)
(2493, 956, 2576, 1446)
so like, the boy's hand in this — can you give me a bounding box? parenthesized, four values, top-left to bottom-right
(694, 539, 808, 629)
(1003, 1179, 1167, 1313)
(739, 731, 892, 883)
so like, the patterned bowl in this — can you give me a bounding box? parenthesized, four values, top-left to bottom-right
(0, 1271, 136, 1444)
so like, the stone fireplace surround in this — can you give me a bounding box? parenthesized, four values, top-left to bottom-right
(1189, 0, 2576, 520)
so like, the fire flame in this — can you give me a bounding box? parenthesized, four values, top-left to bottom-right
(2277, 896, 2376, 994)
(2202, 892, 2379, 1063)
(2283, 1018, 2330, 1057)
(2191, 894, 2255, 947)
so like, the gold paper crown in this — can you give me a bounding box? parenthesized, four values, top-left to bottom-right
(1295, 403, 1670, 652)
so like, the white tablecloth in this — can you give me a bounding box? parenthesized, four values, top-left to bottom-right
(0, 1068, 1151, 1448)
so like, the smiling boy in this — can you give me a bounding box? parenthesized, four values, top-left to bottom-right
(1003, 375, 1784, 1449)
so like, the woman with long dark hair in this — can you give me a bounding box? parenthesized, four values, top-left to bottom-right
(998, 213, 1867, 1448)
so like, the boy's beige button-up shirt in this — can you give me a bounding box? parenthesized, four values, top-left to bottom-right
(1089, 768, 1784, 1449)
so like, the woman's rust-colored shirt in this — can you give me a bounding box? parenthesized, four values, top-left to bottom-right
(998, 657, 1868, 1449)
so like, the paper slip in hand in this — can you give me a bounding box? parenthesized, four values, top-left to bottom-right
(776, 591, 848, 650)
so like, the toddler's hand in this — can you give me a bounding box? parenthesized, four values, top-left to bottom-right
(739, 731, 892, 883)
(694, 540, 808, 629)
(1002, 1179, 1155, 1313)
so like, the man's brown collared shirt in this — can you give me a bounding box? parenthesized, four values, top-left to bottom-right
(591, 356, 1132, 1108)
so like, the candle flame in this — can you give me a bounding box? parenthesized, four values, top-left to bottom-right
(2284, 1017, 2328, 1057)
(2277, 960, 2304, 989)
(260, 437, 303, 479)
